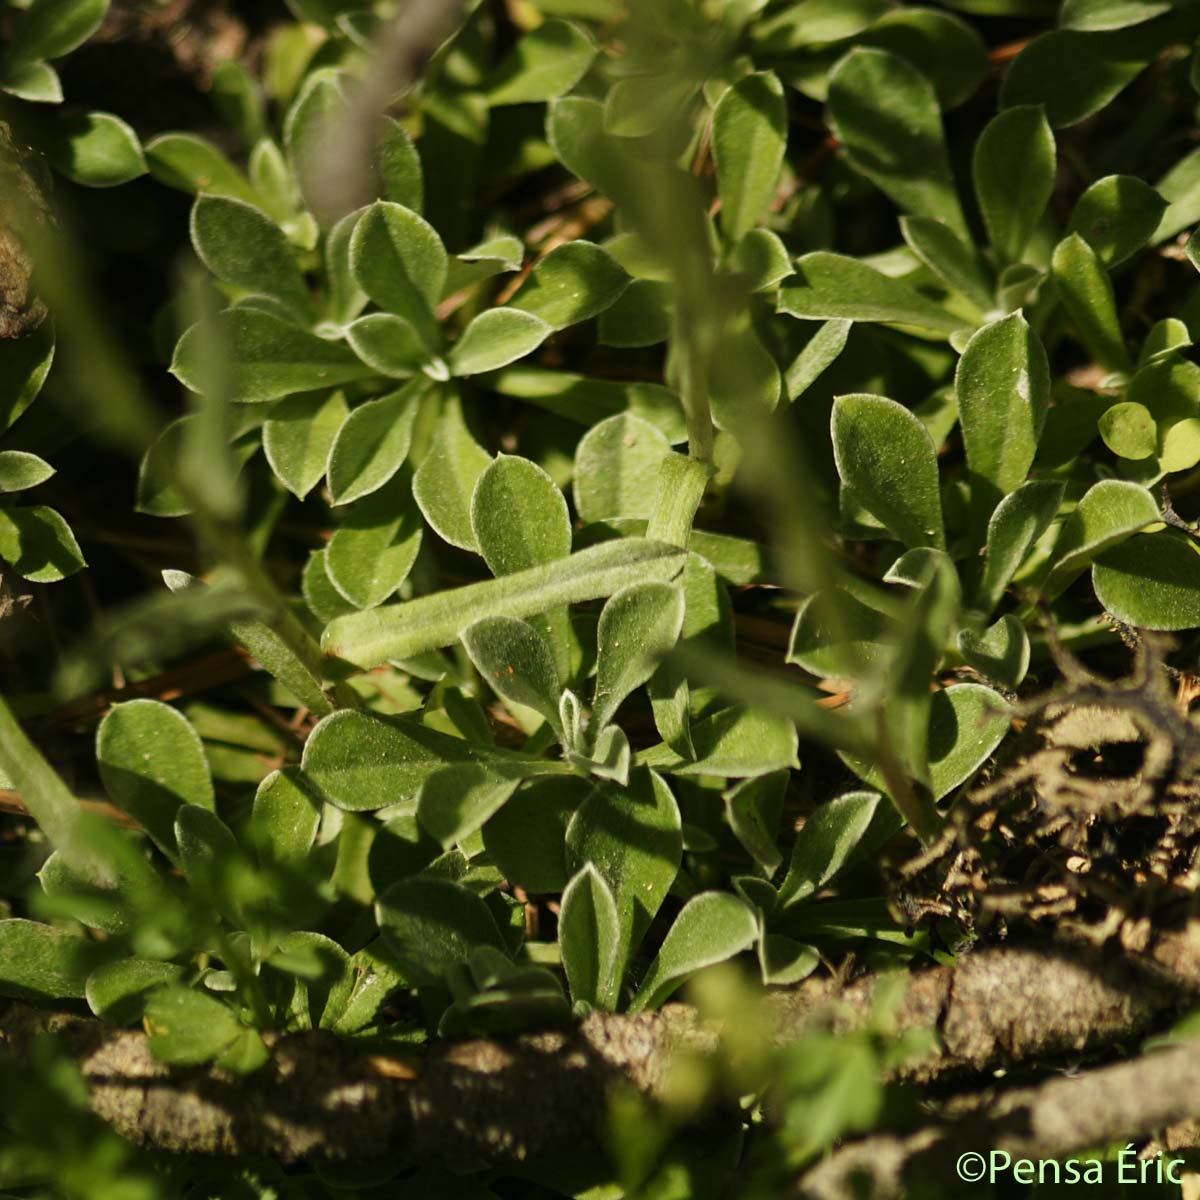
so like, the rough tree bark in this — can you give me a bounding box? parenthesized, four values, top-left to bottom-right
(3, 938, 1196, 1169)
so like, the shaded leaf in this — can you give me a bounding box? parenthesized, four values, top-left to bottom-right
(262, 389, 349, 498)
(376, 877, 507, 986)
(326, 474, 422, 609)
(96, 700, 214, 858)
(827, 48, 966, 237)
(412, 394, 493, 550)
(172, 308, 373, 403)
(779, 252, 968, 335)
(629, 892, 757, 1011)
(972, 105, 1055, 265)
(559, 863, 621, 1009)
(1093, 531, 1200, 630)
(712, 70, 787, 243)
(831, 393, 945, 549)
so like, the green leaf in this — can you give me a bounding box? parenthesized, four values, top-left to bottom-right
(546, 96, 627, 202)
(175, 804, 238, 894)
(251, 767, 321, 867)
(37, 111, 146, 187)
(172, 309, 373, 403)
(485, 19, 596, 106)
(1043, 479, 1160, 597)
(145, 986, 243, 1066)
(1128, 354, 1200, 423)
(85, 959, 184, 1025)
(96, 699, 214, 858)
(0, 505, 84, 582)
(378, 116, 424, 212)
(957, 613, 1030, 688)
(731, 228, 792, 293)
(262, 390, 349, 498)
(0, 450, 53, 493)
(471, 454, 571, 576)
(709, 309, 781, 430)
(191, 195, 311, 317)
(1099, 401, 1158, 459)
(301, 710, 555, 811)
(324, 209, 368, 327)
(0, 323, 53, 430)
(750, 0, 890, 51)
(472, 453, 572, 674)
(345, 313, 433, 378)
(417, 763, 522, 848)
(574, 412, 671, 523)
(1162, 417, 1200, 472)
(323, 537, 686, 669)
(760, 935, 820, 986)
(843, 683, 1010, 800)
(1067, 175, 1167, 267)
(956, 312, 1050, 521)
(0, 58, 62, 103)
(1060, 0, 1175, 30)
(712, 71, 787, 243)
(483, 776, 588, 895)
(827, 48, 967, 237)
(978, 479, 1064, 611)
(787, 588, 893, 680)
(1141, 318, 1193, 365)
(640, 705, 800, 778)
(462, 616, 562, 735)
(326, 385, 420, 505)
(899, 216, 994, 313)
(725, 771, 787, 876)
(325, 940, 408, 1034)
(376, 877, 507, 986)
(326, 474, 423, 609)
(779, 253, 968, 335)
(629, 892, 757, 1011)
(303, 548, 357, 624)
(783, 318, 852, 403)
(857, 6, 988, 109)
(778, 791, 881, 907)
(1000, 29, 1156, 127)
(831, 393, 945, 549)
(443, 234, 525, 296)
(1050, 234, 1133, 372)
(284, 69, 347, 218)
(0, 919, 108, 1001)
(145, 133, 260, 203)
(412, 394, 493, 550)
(1093, 531, 1200, 630)
(559, 863, 621, 1009)
(972, 105, 1055, 265)
(449, 308, 551, 376)
(7, 0, 107, 64)
(508, 242, 630, 330)
(349, 201, 446, 340)
(484, 365, 687, 442)
(593, 582, 685, 732)
(565, 769, 682, 977)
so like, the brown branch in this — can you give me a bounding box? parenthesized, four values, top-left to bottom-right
(796, 1039, 1200, 1200)
(2, 940, 1193, 1166)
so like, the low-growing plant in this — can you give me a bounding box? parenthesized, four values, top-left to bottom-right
(6, 0, 1200, 1196)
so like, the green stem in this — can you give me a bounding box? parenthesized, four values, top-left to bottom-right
(673, 304, 715, 466)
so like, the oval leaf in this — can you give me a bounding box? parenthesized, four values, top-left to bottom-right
(629, 892, 758, 1011)
(831, 393, 945, 549)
